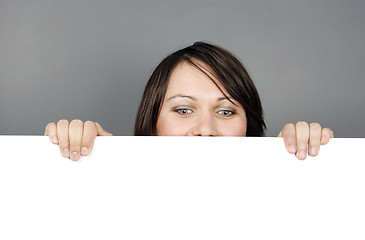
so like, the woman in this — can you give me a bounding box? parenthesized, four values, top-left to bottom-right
(45, 42, 334, 161)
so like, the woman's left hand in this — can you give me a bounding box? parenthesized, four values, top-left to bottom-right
(277, 122, 334, 160)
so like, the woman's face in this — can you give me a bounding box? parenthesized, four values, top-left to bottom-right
(156, 61, 247, 136)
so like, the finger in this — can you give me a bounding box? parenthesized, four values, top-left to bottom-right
(278, 123, 297, 154)
(309, 123, 322, 156)
(296, 121, 310, 160)
(69, 119, 84, 161)
(321, 128, 334, 145)
(81, 121, 98, 156)
(45, 122, 59, 144)
(95, 122, 113, 136)
(57, 119, 70, 158)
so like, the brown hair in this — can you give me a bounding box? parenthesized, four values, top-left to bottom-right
(134, 42, 266, 136)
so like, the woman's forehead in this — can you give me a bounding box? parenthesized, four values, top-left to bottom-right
(166, 61, 229, 96)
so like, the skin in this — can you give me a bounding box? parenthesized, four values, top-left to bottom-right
(44, 61, 334, 161)
(44, 120, 112, 160)
(156, 62, 247, 136)
(277, 122, 334, 159)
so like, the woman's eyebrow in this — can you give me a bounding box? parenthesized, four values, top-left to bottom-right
(217, 97, 233, 101)
(166, 94, 197, 102)
(217, 97, 237, 103)
(217, 97, 239, 106)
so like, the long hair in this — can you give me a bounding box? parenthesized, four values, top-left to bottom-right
(134, 42, 266, 136)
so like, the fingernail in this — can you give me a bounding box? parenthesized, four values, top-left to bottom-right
(52, 136, 58, 144)
(63, 148, 69, 157)
(297, 151, 306, 160)
(310, 146, 318, 156)
(71, 152, 79, 161)
(81, 147, 88, 156)
(289, 145, 296, 154)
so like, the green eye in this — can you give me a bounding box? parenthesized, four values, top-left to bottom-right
(178, 109, 192, 115)
(173, 106, 193, 116)
(217, 109, 235, 117)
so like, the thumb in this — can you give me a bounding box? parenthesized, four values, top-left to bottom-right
(95, 122, 113, 136)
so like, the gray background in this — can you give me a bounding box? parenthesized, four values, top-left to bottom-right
(0, 0, 364, 137)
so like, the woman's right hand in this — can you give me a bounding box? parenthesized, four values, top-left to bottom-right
(44, 119, 112, 161)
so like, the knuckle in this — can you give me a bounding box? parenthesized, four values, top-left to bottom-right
(70, 119, 83, 127)
(69, 141, 80, 148)
(69, 137, 81, 147)
(57, 119, 69, 126)
(84, 121, 96, 128)
(310, 122, 321, 129)
(46, 122, 55, 128)
(296, 121, 309, 128)
(281, 124, 295, 136)
(82, 139, 93, 148)
(323, 128, 334, 136)
(283, 123, 294, 129)
(58, 140, 69, 148)
(82, 140, 91, 147)
(45, 122, 55, 134)
(297, 147, 306, 152)
(322, 127, 330, 132)
(296, 141, 308, 149)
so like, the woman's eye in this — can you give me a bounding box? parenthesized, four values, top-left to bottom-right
(176, 109, 193, 115)
(217, 110, 234, 117)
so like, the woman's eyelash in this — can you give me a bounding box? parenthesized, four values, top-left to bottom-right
(216, 108, 236, 117)
(172, 106, 194, 115)
(176, 109, 193, 115)
(171, 106, 236, 117)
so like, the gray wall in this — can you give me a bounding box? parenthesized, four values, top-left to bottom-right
(0, 0, 364, 137)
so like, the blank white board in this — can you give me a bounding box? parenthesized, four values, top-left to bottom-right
(0, 136, 364, 240)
